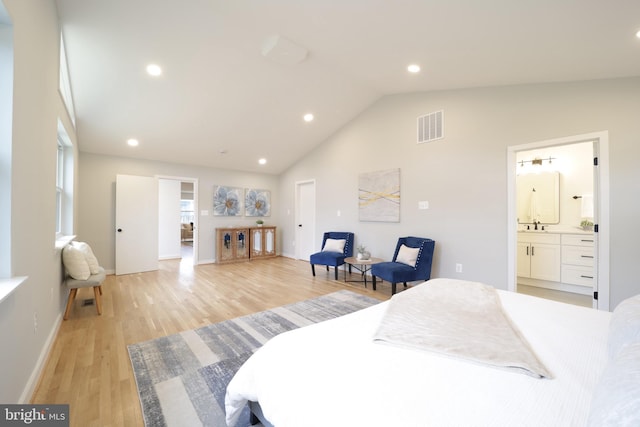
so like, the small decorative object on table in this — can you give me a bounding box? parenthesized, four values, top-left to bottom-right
(356, 244, 371, 261)
(256, 219, 264, 227)
(580, 219, 594, 231)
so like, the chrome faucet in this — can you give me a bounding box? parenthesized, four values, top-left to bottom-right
(534, 221, 539, 230)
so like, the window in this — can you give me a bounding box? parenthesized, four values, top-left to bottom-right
(180, 199, 195, 224)
(56, 120, 74, 239)
(56, 139, 64, 234)
(0, 2, 13, 277)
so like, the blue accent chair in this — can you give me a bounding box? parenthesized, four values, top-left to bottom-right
(310, 232, 354, 280)
(371, 237, 435, 295)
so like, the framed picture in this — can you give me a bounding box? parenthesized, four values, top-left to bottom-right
(359, 168, 400, 222)
(213, 186, 242, 216)
(244, 188, 271, 217)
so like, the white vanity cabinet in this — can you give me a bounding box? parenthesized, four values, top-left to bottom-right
(561, 234, 594, 289)
(517, 233, 561, 282)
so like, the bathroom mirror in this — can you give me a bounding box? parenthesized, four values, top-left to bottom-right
(516, 171, 560, 224)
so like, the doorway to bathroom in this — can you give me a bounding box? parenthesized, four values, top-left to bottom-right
(507, 131, 610, 310)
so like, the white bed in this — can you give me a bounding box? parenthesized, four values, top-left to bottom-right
(225, 279, 640, 427)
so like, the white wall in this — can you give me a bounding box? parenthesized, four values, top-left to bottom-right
(0, 0, 79, 403)
(77, 153, 280, 268)
(278, 77, 640, 309)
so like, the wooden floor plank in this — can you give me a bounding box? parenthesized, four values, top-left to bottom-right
(31, 256, 391, 427)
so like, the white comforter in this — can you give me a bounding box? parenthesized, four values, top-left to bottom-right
(225, 284, 611, 427)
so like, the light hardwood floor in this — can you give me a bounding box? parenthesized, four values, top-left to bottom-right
(31, 256, 390, 427)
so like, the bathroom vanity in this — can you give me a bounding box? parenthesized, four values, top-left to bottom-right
(517, 230, 594, 296)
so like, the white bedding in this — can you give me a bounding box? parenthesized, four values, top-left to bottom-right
(225, 285, 611, 427)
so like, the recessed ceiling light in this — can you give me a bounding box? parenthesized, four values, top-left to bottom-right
(258, 158, 267, 165)
(146, 64, 162, 76)
(636, 29, 640, 39)
(303, 113, 314, 122)
(127, 138, 139, 147)
(407, 64, 421, 73)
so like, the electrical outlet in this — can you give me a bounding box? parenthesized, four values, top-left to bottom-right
(337, 210, 341, 217)
(455, 263, 462, 273)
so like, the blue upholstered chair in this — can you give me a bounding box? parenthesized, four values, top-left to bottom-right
(371, 236, 435, 295)
(310, 232, 354, 280)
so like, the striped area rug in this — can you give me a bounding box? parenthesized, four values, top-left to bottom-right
(128, 290, 380, 427)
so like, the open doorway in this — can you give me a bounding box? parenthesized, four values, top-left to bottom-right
(507, 131, 610, 311)
(158, 176, 198, 267)
(180, 181, 196, 265)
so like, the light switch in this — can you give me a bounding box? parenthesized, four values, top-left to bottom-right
(418, 201, 429, 210)
(201, 210, 209, 216)
(337, 210, 341, 217)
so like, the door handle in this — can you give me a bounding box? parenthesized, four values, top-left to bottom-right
(117, 228, 122, 232)
(298, 224, 302, 227)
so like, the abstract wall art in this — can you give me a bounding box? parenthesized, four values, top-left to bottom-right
(245, 188, 271, 217)
(358, 168, 400, 222)
(213, 186, 243, 216)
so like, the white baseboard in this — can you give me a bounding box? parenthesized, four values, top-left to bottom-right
(197, 259, 216, 265)
(20, 312, 63, 403)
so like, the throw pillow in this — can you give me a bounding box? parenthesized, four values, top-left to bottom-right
(322, 238, 346, 253)
(72, 241, 101, 275)
(608, 294, 640, 359)
(396, 244, 420, 267)
(62, 245, 91, 280)
(587, 342, 640, 427)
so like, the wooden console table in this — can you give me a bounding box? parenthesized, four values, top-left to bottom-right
(216, 226, 277, 263)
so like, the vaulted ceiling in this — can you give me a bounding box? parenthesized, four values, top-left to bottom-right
(55, 0, 640, 174)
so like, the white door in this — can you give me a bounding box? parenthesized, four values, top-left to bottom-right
(295, 180, 316, 260)
(116, 174, 159, 275)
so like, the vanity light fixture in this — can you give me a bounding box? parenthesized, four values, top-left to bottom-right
(407, 64, 421, 73)
(127, 138, 139, 147)
(519, 156, 555, 166)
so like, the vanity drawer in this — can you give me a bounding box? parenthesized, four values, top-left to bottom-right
(562, 245, 594, 266)
(562, 265, 594, 287)
(561, 234, 594, 247)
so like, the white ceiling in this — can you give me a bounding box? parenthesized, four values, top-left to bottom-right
(55, 0, 640, 174)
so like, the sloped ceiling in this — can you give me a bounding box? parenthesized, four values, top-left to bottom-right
(55, 0, 640, 174)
